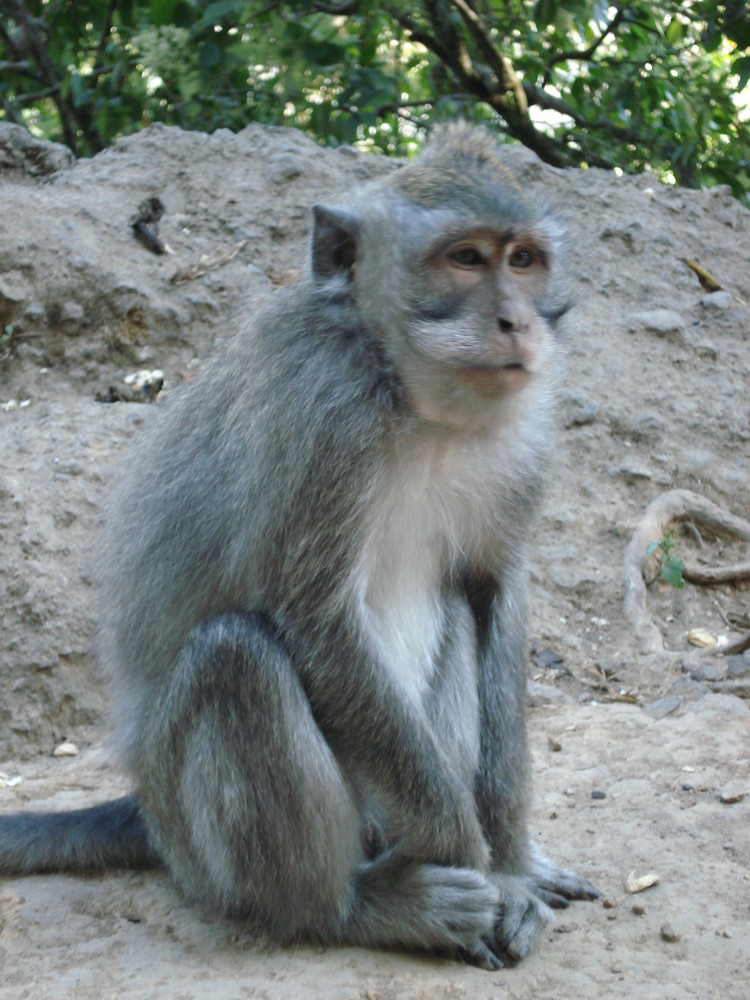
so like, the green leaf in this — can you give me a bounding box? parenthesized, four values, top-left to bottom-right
(533, 0, 558, 28)
(199, 42, 221, 69)
(150, 0, 182, 27)
(661, 559, 685, 589)
(69, 71, 86, 109)
(732, 56, 750, 92)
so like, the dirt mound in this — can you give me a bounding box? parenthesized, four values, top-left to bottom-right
(0, 123, 748, 998)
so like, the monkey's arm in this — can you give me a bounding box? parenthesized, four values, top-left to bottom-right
(465, 564, 534, 873)
(296, 621, 490, 873)
(467, 564, 600, 893)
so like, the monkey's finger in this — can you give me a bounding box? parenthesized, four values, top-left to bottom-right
(536, 888, 570, 909)
(538, 872, 600, 901)
(457, 940, 504, 971)
(495, 898, 533, 951)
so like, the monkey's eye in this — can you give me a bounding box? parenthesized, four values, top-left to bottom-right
(508, 246, 537, 269)
(448, 246, 486, 269)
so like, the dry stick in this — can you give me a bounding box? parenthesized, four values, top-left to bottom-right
(623, 489, 750, 654)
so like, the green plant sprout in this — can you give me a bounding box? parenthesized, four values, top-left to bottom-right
(647, 533, 685, 589)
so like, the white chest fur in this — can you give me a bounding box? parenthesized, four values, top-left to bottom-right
(347, 421, 538, 705)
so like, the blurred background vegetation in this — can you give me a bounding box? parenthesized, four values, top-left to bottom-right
(0, 1, 748, 202)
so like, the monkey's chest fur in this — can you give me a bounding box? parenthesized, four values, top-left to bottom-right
(347, 426, 529, 710)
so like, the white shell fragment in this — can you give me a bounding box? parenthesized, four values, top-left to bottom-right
(124, 368, 164, 389)
(687, 628, 718, 648)
(625, 871, 660, 894)
(52, 741, 79, 757)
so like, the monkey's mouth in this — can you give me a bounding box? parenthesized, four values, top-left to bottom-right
(458, 362, 530, 394)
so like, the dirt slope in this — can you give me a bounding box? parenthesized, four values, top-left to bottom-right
(0, 122, 748, 999)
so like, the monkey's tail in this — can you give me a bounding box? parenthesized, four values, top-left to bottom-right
(0, 795, 161, 875)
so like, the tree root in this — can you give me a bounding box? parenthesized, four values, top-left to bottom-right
(682, 562, 750, 585)
(623, 489, 750, 654)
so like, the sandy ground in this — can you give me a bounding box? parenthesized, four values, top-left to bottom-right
(0, 122, 749, 998)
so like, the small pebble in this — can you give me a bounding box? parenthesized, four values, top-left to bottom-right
(602, 897, 616, 909)
(715, 929, 732, 939)
(52, 741, 79, 757)
(719, 782, 746, 804)
(632, 904, 646, 916)
(548, 737, 562, 752)
(661, 923, 680, 943)
(591, 789, 606, 800)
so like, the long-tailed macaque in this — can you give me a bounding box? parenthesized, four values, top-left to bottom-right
(0, 124, 597, 968)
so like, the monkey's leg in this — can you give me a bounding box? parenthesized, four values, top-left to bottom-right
(138, 612, 499, 957)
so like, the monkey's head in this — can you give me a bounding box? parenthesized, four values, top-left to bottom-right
(311, 123, 569, 431)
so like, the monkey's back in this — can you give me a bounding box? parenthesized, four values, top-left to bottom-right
(97, 283, 397, 770)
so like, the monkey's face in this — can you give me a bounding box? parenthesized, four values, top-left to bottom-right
(391, 213, 562, 430)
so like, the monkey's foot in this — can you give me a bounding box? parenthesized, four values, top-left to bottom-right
(350, 854, 499, 960)
(484, 850, 599, 963)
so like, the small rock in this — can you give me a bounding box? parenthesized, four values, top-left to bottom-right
(726, 653, 750, 679)
(0, 270, 32, 306)
(701, 290, 732, 310)
(527, 679, 569, 705)
(554, 921, 579, 934)
(531, 645, 566, 669)
(660, 923, 680, 943)
(715, 928, 732, 939)
(628, 409, 664, 443)
(60, 300, 85, 334)
(689, 660, 727, 683)
(267, 152, 305, 182)
(632, 903, 646, 916)
(591, 789, 607, 800)
(548, 737, 562, 752)
(644, 695, 680, 719)
(52, 741, 79, 757)
(719, 782, 746, 804)
(629, 309, 686, 341)
(599, 221, 644, 252)
(561, 389, 600, 427)
(602, 897, 616, 909)
(615, 459, 652, 484)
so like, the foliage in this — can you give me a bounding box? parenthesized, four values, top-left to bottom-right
(647, 534, 686, 589)
(0, 1, 747, 201)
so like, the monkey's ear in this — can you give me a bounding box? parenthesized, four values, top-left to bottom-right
(311, 205, 360, 282)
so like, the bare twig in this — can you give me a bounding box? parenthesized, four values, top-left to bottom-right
(170, 240, 247, 285)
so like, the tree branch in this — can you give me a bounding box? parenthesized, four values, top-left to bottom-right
(447, 0, 528, 115)
(89, 0, 118, 90)
(1, 0, 80, 152)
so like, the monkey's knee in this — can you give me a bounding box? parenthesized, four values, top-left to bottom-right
(139, 611, 361, 932)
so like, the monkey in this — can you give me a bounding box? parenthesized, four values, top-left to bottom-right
(0, 123, 598, 969)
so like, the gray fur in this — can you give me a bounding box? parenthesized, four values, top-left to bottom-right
(0, 123, 597, 967)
